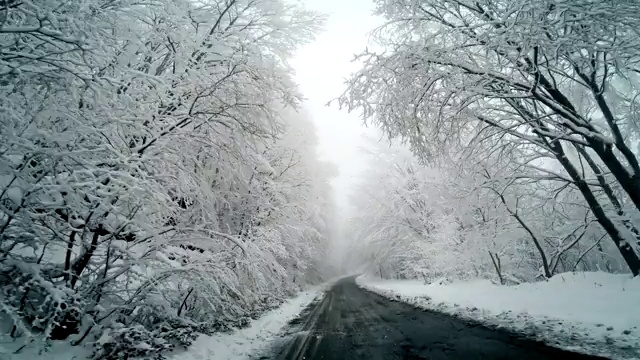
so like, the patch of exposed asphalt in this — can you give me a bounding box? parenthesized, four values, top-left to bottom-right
(264, 277, 608, 360)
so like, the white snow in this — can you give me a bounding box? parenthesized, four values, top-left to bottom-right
(5, 187, 23, 205)
(357, 272, 640, 359)
(167, 287, 322, 360)
(1, 288, 322, 360)
(1, 338, 91, 360)
(255, 158, 276, 176)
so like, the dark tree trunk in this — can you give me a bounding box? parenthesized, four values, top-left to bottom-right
(547, 139, 640, 276)
(488, 251, 504, 285)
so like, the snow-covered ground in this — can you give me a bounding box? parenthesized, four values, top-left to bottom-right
(0, 339, 91, 360)
(357, 272, 640, 359)
(1, 287, 322, 360)
(166, 288, 322, 360)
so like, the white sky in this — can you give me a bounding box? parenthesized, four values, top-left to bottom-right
(290, 0, 383, 217)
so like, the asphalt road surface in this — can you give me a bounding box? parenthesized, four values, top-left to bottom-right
(268, 277, 606, 360)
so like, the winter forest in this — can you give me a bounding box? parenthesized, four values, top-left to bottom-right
(342, 0, 640, 282)
(2, 0, 640, 359)
(0, 0, 334, 357)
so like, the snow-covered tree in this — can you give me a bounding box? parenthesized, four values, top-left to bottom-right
(0, 0, 332, 357)
(347, 139, 627, 283)
(341, 0, 640, 276)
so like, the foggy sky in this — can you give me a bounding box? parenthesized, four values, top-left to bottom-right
(291, 0, 382, 218)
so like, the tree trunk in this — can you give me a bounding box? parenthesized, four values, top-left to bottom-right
(488, 251, 504, 285)
(529, 70, 640, 215)
(585, 138, 640, 216)
(508, 98, 640, 276)
(492, 189, 552, 278)
(574, 145, 640, 247)
(547, 139, 640, 276)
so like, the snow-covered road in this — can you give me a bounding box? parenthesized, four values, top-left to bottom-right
(267, 276, 604, 360)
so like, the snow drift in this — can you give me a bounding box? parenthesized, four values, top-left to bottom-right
(357, 272, 640, 359)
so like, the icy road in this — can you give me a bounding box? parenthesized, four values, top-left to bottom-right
(267, 277, 605, 360)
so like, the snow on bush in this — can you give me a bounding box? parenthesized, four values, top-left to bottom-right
(166, 288, 321, 360)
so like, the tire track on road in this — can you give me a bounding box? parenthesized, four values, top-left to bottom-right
(269, 276, 608, 360)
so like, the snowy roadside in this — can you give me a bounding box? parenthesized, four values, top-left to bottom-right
(166, 287, 323, 360)
(357, 272, 640, 359)
(0, 339, 91, 360)
(1, 287, 323, 360)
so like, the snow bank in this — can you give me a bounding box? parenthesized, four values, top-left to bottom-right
(1, 339, 90, 360)
(1, 288, 321, 360)
(167, 288, 322, 360)
(357, 272, 640, 359)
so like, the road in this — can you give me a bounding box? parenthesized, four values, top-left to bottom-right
(268, 277, 606, 360)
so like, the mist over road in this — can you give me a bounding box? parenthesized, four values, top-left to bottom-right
(268, 277, 605, 360)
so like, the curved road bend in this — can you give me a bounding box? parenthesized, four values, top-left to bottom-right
(268, 276, 606, 360)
